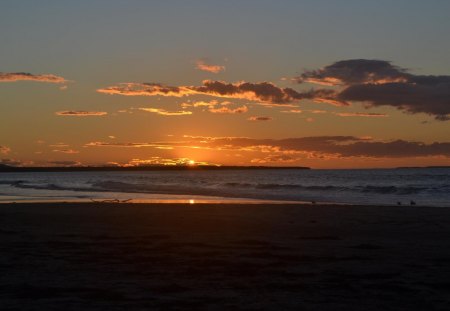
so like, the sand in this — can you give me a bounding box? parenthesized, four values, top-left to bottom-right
(1, 203, 450, 310)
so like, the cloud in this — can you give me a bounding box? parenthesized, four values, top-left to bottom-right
(98, 80, 338, 105)
(0, 158, 23, 166)
(97, 83, 196, 97)
(52, 149, 80, 154)
(0, 146, 10, 154)
(248, 116, 273, 121)
(337, 82, 450, 120)
(297, 59, 409, 85)
(55, 111, 108, 116)
(195, 60, 225, 73)
(334, 112, 388, 117)
(181, 100, 216, 108)
(0, 72, 67, 84)
(192, 80, 336, 104)
(281, 109, 302, 114)
(296, 59, 450, 120)
(138, 108, 192, 116)
(85, 142, 168, 148)
(49, 143, 69, 147)
(102, 157, 215, 167)
(251, 155, 297, 164)
(84, 135, 450, 159)
(124, 157, 214, 167)
(176, 136, 450, 158)
(209, 105, 248, 114)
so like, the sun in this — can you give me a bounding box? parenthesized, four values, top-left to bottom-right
(188, 160, 195, 165)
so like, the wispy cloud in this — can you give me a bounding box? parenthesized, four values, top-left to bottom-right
(296, 59, 450, 120)
(138, 108, 192, 116)
(85, 142, 172, 148)
(55, 111, 108, 116)
(190, 136, 450, 158)
(0, 158, 25, 166)
(98, 80, 338, 105)
(334, 112, 388, 117)
(52, 149, 80, 154)
(248, 116, 273, 121)
(0, 146, 10, 154)
(209, 105, 248, 114)
(124, 157, 213, 167)
(251, 154, 298, 164)
(85, 136, 450, 159)
(97, 83, 195, 97)
(281, 109, 302, 114)
(0, 72, 68, 84)
(195, 60, 225, 73)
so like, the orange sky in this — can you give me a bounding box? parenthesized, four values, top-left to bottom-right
(1, 2, 449, 168)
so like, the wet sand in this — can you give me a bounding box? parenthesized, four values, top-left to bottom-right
(1, 203, 450, 310)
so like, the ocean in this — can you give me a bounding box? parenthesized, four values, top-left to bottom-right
(0, 168, 449, 206)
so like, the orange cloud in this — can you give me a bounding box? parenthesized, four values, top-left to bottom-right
(0, 145, 10, 154)
(334, 112, 388, 117)
(124, 157, 214, 167)
(55, 111, 108, 116)
(195, 60, 225, 73)
(313, 97, 348, 106)
(251, 155, 298, 164)
(85, 142, 170, 148)
(209, 105, 248, 114)
(281, 109, 302, 114)
(138, 108, 192, 116)
(0, 72, 67, 83)
(84, 135, 450, 159)
(52, 149, 80, 154)
(98, 80, 338, 105)
(97, 83, 196, 97)
(248, 116, 272, 121)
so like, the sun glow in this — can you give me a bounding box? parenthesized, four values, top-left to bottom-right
(188, 160, 195, 165)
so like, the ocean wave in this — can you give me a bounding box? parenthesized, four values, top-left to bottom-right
(359, 185, 429, 195)
(3, 179, 448, 197)
(224, 181, 446, 195)
(1, 169, 449, 206)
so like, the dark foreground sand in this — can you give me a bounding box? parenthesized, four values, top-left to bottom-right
(1, 203, 450, 311)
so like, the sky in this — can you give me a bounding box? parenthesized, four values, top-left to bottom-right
(1, 0, 449, 168)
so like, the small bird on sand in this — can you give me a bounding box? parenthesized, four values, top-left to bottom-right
(410, 200, 416, 205)
(397, 201, 402, 206)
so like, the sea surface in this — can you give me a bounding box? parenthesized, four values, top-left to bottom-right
(0, 168, 449, 206)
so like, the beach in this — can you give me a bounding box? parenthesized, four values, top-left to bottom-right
(1, 203, 450, 310)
